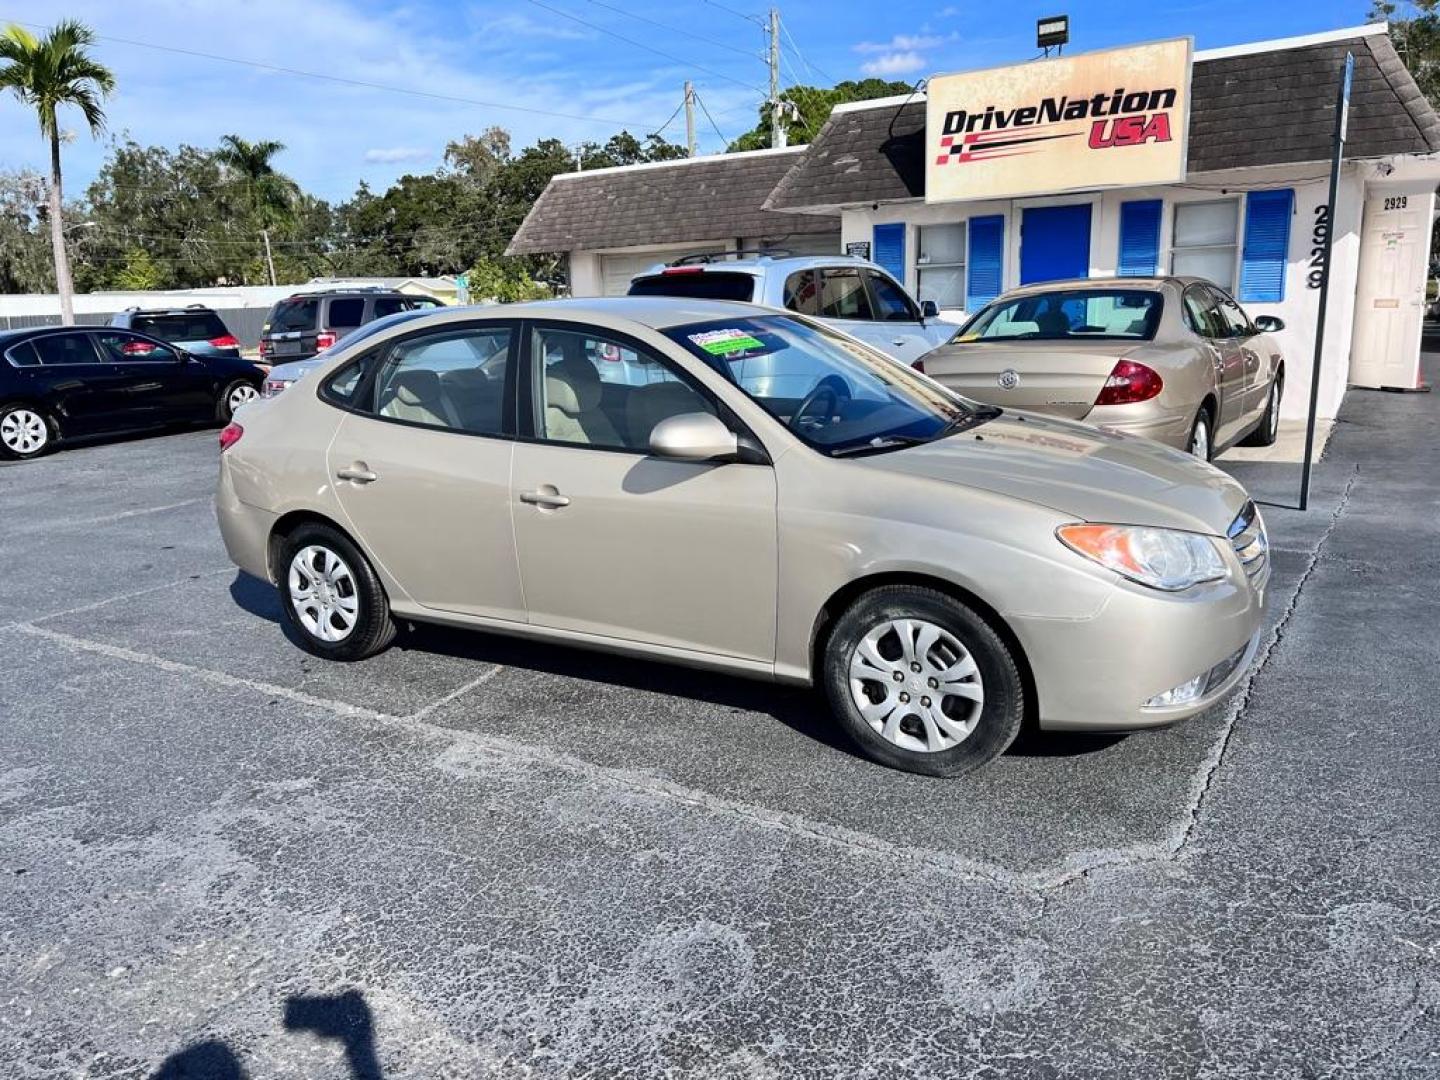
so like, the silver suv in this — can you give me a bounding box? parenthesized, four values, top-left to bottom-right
(628, 253, 956, 367)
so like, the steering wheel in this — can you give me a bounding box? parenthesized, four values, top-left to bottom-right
(789, 381, 841, 433)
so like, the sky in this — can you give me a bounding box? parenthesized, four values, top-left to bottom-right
(1, 0, 1371, 205)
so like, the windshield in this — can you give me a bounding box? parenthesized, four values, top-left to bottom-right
(629, 271, 756, 302)
(664, 315, 981, 455)
(957, 289, 1162, 342)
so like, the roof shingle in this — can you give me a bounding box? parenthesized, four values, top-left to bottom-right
(766, 31, 1440, 212)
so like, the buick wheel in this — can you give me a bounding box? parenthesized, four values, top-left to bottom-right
(1188, 409, 1212, 461)
(823, 585, 1024, 777)
(276, 523, 395, 660)
(0, 404, 52, 460)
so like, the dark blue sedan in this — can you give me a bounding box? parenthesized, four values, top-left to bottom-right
(0, 325, 266, 460)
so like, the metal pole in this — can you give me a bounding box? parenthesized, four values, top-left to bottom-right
(262, 228, 277, 287)
(1300, 52, 1353, 512)
(684, 80, 696, 157)
(768, 8, 783, 148)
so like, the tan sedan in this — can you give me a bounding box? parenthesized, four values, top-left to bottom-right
(918, 278, 1286, 459)
(216, 298, 1268, 777)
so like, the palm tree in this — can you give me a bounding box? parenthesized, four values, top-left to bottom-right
(215, 134, 298, 286)
(0, 21, 114, 325)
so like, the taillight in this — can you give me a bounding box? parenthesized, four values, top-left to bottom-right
(597, 343, 622, 363)
(219, 422, 243, 452)
(661, 267, 704, 275)
(120, 341, 152, 356)
(1094, 360, 1163, 406)
(259, 340, 272, 356)
(208, 334, 239, 348)
(315, 331, 338, 350)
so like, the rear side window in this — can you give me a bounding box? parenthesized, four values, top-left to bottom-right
(132, 312, 228, 342)
(269, 299, 318, 333)
(31, 333, 101, 366)
(817, 268, 873, 320)
(783, 270, 818, 316)
(321, 350, 378, 409)
(5, 341, 40, 367)
(373, 296, 440, 318)
(627, 271, 756, 302)
(327, 297, 365, 330)
(1183, 287, 1226, 339)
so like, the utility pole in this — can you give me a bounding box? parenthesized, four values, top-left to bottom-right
(767, 8, 785, 148)
(684, 80, 697, 157)
(261, 228, 277, 287)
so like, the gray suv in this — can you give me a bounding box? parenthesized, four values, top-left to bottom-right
(628, 253, 956, 366)
(108, 305, 241, 359)
(259, 288, 442, 365)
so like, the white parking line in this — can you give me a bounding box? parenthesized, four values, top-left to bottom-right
(26, 567, 237, 626)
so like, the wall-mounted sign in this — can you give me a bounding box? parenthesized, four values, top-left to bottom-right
(926, 38, 1192, 204)
(845, 241, 871, 259)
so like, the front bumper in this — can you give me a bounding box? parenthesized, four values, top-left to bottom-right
(1009, 557, 1268, 732)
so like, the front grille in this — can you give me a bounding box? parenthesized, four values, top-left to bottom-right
(1227, 501, 1268, 585)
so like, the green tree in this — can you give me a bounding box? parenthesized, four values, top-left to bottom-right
(0, 169, 53, 293)
(727, 78, 914, 151)
(215, 134, 300, 285)
(0, 20, 115, 323)
(112, 247, 162, 290)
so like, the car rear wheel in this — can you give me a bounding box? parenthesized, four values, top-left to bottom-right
(1240, 378, 1282, 447)
(218, 379, 259, 422)
(276, 523, 395, 660)
(0, 404, 53, 460)
(1187, 408, 1213, 461)
(822, 585, 1024, 777)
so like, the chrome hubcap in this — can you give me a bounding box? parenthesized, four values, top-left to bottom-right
(848, 618, 985, 753)
(228, 383, 258, 412)
(1190, 419, 1210, 459)
(0, 409, 47, 454)
(288, 545, 359, 642)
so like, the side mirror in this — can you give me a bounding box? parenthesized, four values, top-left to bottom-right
(649, 412, 739, 462)
(1253, 315, 1285, 333)
(920, 299, 939, 320)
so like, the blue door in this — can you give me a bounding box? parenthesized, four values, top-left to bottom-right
(1020, 204, 1092, 285)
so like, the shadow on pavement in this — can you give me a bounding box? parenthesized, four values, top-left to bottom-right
(148, 990, 383, 1080)
(229, 571, 1124, 762)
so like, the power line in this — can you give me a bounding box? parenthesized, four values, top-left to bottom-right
(0, 16, 665, 130)
(580, 0, 762, 60)
(523, 0, 766, 94)
(779, 18, 839, 87)
(691, 90, 731, 148)
(701, 0, 766, 27)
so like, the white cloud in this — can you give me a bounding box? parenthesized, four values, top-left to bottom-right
(363, 147, 430, 164)
(860, 51, 928, 77)
(855, 33, 952, 54)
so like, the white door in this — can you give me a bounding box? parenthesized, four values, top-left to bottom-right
(1350, 191, 1433, 389)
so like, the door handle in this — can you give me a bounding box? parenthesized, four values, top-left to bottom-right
(520, 488, 571, 509)
(336, 464, 378, 484)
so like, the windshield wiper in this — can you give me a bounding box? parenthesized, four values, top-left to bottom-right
(829, 434, 929, 457)
(931, 405, 1002, 441)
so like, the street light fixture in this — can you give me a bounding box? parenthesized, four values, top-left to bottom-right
(1037, 15, 1069, 54)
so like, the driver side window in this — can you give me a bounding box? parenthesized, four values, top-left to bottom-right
(864, 271, 919, 322)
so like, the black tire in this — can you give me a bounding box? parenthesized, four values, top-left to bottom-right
(822, 585, 1025, 777)
(0, 402, 55, 461)
(1240, 377, 1282, 447)
(275, 522, 396, 661)
(217, 378, 260, 423)
(1187, 406, 1214, 461)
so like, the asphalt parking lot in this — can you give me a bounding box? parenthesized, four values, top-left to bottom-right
(3, 367, 1438, 1079)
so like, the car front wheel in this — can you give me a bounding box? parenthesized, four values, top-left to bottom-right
(276, 523, 396, 660)
(0, 403, 54, 460)
(822, 585, 1025, 777)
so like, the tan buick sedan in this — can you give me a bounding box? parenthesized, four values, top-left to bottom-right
(216, 298, 1269, 777)
(918, 278, 1286, 460)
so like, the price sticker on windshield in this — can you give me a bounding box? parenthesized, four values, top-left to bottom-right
(689, 328, 766, 357)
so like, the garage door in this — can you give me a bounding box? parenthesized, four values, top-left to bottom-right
(599, 249, 723, 296)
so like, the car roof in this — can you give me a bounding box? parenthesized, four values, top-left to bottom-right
(997, 276, 1194, 299)
(123, 305, 220, 315)
(484, 296, 780, 329)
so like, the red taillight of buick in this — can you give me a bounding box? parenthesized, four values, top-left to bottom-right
(219, 422, 243, 453)
(1094, 359, 1164, 406)
(208, 334, 240, 348)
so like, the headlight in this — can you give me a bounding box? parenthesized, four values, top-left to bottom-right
(1057, 523, 1227, 591)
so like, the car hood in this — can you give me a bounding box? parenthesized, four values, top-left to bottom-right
(858, 410, 1251, 535)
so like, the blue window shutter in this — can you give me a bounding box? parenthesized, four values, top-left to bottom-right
(872, 223, 905, 282)
(1117, 200, 1162, 277)
(1239, 189, 1294, 303)
(967, 215, 1004, 308)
